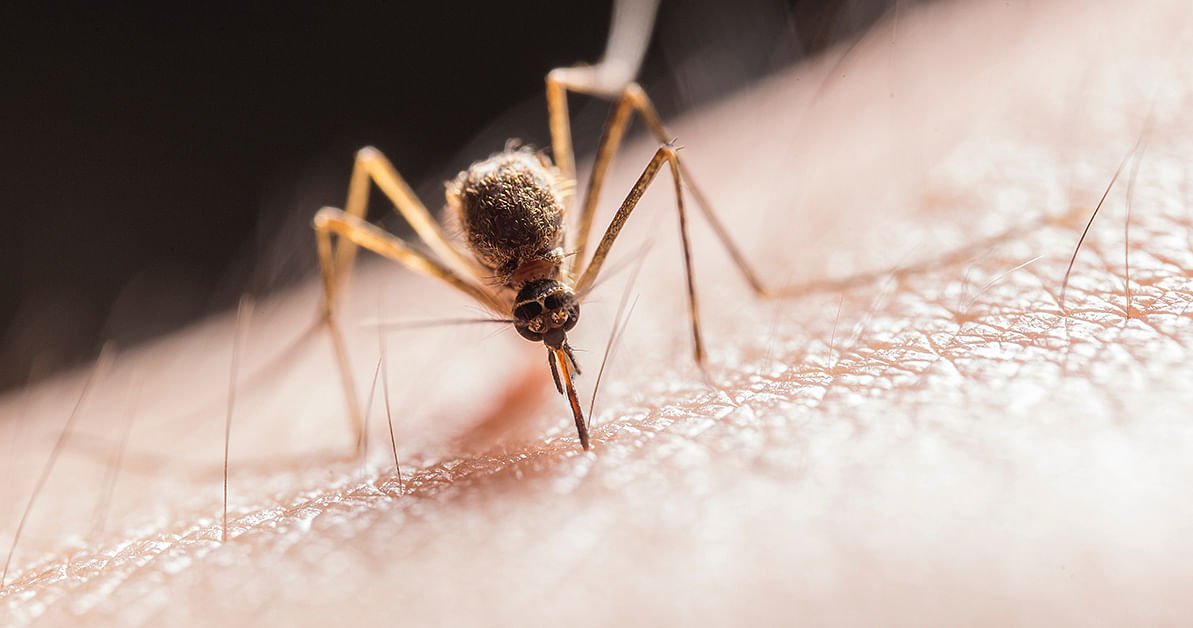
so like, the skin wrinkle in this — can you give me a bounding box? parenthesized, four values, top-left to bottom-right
(2, 0, 1193, 624)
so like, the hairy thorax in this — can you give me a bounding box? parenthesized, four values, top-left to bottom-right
(446, 147, 569, 289)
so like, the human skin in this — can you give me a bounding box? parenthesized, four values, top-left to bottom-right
(3, 0, 1193, 625)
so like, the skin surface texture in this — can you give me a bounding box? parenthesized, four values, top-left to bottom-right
(2, 0, 1192, 625)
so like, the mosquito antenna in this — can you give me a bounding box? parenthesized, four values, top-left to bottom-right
(574, 239, 654, 304)
(240, 318, 318, 392)
(362, 317, 515, 331)
(3, 342, 115, 587)
(223, 295, 254, 544)
(588, 297, 640, 425)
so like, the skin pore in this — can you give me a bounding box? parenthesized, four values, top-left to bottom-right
(3, 0, 1193, 624)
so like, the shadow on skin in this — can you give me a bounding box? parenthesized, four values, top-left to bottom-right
(3, 0, 1193, 624)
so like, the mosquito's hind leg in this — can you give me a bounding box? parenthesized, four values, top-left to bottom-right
(544, 0, 659, 195)
(546, 75, 771, 298)
(572, 145, 708, 365)
(547, 75, 656, 267)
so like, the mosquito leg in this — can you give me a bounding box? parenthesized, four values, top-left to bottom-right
(574, 146, 706, 365)
(545, 0, 660, 212)
(328, 147, 482, 306)
(547, 82, 635, 271)
(679, 174, 772, 296)
(546, 76, 661, 273)
(548, 71, 774, 298)
(550, 86, 760, 294)
(545, 72, 579, 204)
(313, 207, 503, 450)
(315, 208, 502, 312)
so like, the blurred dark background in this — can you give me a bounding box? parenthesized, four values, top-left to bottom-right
(0, 0, 906, 392)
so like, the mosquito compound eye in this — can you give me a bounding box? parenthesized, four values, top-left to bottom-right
(562, 305, 580, 331)
(543, 293, 565, 311)
(514, 301, 542, 321)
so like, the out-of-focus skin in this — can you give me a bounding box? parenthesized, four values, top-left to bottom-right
(3, 0, 1193, 624)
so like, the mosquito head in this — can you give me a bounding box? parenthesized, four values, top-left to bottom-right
(512, 279, 580, 348)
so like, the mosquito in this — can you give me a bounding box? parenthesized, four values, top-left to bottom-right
(312, 3, 771, 451)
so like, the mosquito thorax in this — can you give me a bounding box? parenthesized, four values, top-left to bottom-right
(446, 146, 569, 289)
(513, 279, 580, 346)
